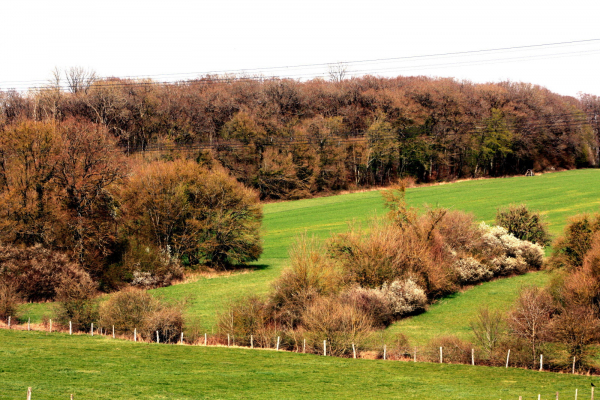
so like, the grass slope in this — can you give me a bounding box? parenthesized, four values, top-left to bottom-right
(151, 169, 600, 330)
(18, 170, 600, 336)
(1, 329, 595, 400)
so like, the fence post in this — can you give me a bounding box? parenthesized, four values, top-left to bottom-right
(90, 323, 93, 336)
(28, 317, 30, 331)
(180, 332, 184, 344)
(573, 356, 576, 374)
(383, 345, 387, 360)
(7, 316, 10, 329)
(49, 319, 52, 332)
(69, 321, 72, 335)
(352, 343, 356, 359)
(204, 333, 207, 346)
(112, 325, 115, 339)
(439, 347, 443, 363)
(323, 340, 327, 356)
(227, 334, 230, 347)
(250, 335, 253, 349)
(575, 388, 578, 400)
(26, 387, 32, 400)
(471, 348, 474, 366)
(276, 336, 280, 351)
(156, 331, 159, 344)
(414, 347, 417, 362)
(556, 391, 559, 399)
(591, 386, 594, 400)
(303, 338, 306, 353)
(134, 328, 137, 342)
(506, 349, 510, 368)
(540, 354, 543, 371)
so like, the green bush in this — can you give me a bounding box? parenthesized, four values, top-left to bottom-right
(495, 204, 551, 246)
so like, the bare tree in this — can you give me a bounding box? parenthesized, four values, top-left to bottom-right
(328, 62, 348, 83)
(470, 306, 505, 360)
(65, 67, 97, 94)
(508, 286, 555, 366)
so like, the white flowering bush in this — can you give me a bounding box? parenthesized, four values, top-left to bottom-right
(453, 257, 493, 284)
(380, 279, 427, 316)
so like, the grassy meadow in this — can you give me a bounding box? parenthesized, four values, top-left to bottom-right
(6, 169, 600, 399)
(1, 329, 597, 400)
(152, 169, 600, 332)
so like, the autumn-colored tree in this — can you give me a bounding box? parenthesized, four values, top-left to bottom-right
(121, 159, 262, 269)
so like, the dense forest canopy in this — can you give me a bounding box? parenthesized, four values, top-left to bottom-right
(1, 72, 599, 199)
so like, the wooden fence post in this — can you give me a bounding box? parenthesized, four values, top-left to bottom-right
(69, 321, 72, 335)
(28, 317, 30, 331)
(556, 391, 559, 399)
(112, 325, 115, 339)
(573, 356, 576, 374)
(439, 347, 443, 363)
(250, 335, 253, 349)
(227, 334, 230, 347)
(506, 349, 510, 368)
(156, 331, 159, 344)
(276, 336, 280, 351)
(540, 354, 543, 371)
(303, 338, 306, 353)
(180, 332, 184, 344)
(134, 328, 137, 342)
(352, 343, 356, 359)
(591, 386, 594, 400)
(414, 347, 417, 362)
(323, 340, 326, 356)
(26, 387, 32, 400)
(204, 333, 207, 346)
(383, 345, 387, 360)
(49, 319, 52, 332)
(7, 316, 10, 329)
(90, 323, 93, 336)
(575, 388, 578, 400)
(471, 348, 474, 366)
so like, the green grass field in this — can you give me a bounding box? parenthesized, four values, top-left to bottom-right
(7, 169, 600, 399)
(150, 169, 600, 332)
(1, 329, 596, 400)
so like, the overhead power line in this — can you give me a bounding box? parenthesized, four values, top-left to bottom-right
(0, 38, 599, 91)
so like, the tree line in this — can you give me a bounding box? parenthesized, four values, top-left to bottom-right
(1, 70, 599, 199)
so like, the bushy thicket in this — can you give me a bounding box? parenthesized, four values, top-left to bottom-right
(0, 245, 94, 302)
(217, 186, 545, 355)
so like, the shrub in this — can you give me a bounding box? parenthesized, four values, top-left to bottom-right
(496, 204, 551, 246)
(217, 296, 271, 347)
(340, 286, 393, 328)
(0, 245, 94, 301)
(54, 273, 99, 332)
(98, 288, 183, 343)
(453, 257, 493, 284)
(0, 281, 20, 320)
(436, 211, 481, 253)
(549, 213, 600, 270)
(426, 336, 473, 364)
(380, 279, 427, 317)
(124, 241, 184, 288)
(270, 235, 342, 326)
(301, 296, 374, 357)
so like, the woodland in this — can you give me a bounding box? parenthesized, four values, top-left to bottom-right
(1, 70, 599, 200)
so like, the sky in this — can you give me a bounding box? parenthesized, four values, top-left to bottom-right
(2, 0, 600, 97)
